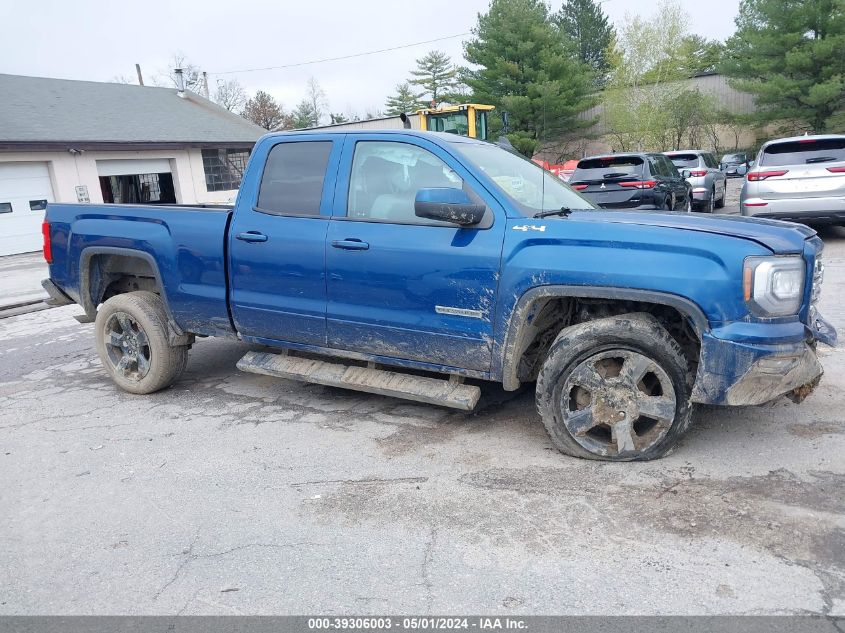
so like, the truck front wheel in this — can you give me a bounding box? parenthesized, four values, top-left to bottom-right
(536, 313, 692, 461)
(94, 291, 188, 394)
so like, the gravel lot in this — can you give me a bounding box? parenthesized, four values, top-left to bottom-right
(1, 195, 844, 615)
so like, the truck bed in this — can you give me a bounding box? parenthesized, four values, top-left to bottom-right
(46, 203, 236, 337)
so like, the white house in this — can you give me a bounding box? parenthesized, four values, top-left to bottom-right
(0, 73, 265, 256)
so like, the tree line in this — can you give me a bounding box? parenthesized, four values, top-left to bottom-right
(127, 0, 844, 155)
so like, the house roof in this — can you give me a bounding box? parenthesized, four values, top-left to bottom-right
(0, 73, 265, 148)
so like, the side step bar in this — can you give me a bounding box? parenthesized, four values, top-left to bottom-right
(236, 351, 481, 411)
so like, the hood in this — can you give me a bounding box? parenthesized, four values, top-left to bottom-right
(569, 210, 815, 254)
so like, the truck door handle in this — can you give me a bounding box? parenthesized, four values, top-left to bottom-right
(236, 231, 268, 243)
(331, 239, 369, 251)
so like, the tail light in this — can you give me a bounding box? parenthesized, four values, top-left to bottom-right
(572, 184, 588, 191)
(748, 170, 788, 181)
(619, 180, 657, 189)
(688, 170, 707, 177)
(826, 166, 845, 173)
(42, 221, 52, 263)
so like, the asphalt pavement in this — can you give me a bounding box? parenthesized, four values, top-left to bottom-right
(1, 178, 843, 615)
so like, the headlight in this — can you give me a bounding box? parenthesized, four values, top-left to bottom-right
(743, 256, 805, 316)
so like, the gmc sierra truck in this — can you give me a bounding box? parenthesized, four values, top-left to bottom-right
(42, 130, 836, 461)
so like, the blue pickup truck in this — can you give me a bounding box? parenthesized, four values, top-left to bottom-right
(42, 130, 836, 461)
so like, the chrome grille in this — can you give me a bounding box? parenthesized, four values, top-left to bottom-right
(809, 252, 824, 327)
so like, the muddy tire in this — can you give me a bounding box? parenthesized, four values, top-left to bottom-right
(95, 291, 188, 395)
(536, 313, 692, 461)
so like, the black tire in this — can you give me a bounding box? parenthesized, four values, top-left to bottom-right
(714, 182, 726, 209)
(95, 291, 189, 394)
(664, 196, 674, 211)
(699, 190, 714, 213)
(536, 313, 693, 461)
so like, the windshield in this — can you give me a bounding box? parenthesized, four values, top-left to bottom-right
(760, 138, 845, 167)
(666, 153, 700, 167)
(455, 142, 597, 216)
(721, 154, 746, 163)
(572, 156, 644, 182)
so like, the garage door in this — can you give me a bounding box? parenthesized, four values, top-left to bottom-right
(0, 162, 55, 256)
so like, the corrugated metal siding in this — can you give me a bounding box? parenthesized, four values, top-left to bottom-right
(578, 74, 756, 135)
(307, 114, 422, 132)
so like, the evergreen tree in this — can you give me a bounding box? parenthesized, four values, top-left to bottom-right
(384, 82, 424, 115)
(290, 100, 319, 129)
(673, 35, 725, 77)
(409, 50, 458, 105)
(464, 0, 596, 155)
(722, 0, 845, 133)
(554, 0, 615, 86)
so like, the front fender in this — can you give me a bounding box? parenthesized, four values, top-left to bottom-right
(496, 285, 708, 391)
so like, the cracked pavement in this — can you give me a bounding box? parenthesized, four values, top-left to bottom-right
(1, 217, 844, 615)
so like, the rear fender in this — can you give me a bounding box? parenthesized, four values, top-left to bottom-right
(79, 246, 188, 343)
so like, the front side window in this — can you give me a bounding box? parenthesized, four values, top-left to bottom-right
(647, 157, 665, 177)
(257, 141, 332, 216)
(202, 148, 252, 192)
(660, 155, 680, 177)
(456, 142, 596, 217)
(347, 141, 465, 224)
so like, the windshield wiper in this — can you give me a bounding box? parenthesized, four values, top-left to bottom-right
(534, 207, 572, 219)
(805, 156, 838, 164)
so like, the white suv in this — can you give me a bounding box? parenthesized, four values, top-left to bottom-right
(740, 135, 845, 222)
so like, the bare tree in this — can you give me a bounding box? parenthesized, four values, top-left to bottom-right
(109, 74, 136, 85)
(305, 77, 327, 126)
(243, 91, 289, 131)
(214, 79, 247, 112)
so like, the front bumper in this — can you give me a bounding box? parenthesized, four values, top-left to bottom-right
(691, 313, 836, 406)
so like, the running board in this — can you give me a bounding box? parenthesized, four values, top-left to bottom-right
(236, 351, 481, 411)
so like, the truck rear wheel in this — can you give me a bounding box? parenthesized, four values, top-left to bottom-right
(94, 291, 188, 394)
(536, 313, 692, 461)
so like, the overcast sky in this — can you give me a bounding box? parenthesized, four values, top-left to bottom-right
(1, 0, 741, 118)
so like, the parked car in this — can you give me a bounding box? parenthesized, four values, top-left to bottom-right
(721, 152, 752, 177)
(740, 134, 845, 223)
(570, 153, 692, 211)
(41, 130, 834, 461)
(664, 150, 727, 213)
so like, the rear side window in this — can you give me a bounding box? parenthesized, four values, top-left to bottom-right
(760, 138, 845, 167)
(573, 156, 644, 181)
(256, 141, 332, 216)
(667, 153, 700, 167)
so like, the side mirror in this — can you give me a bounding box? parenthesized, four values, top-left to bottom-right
(737, 164, 748, 176)
(680, 169, 692, 178)
(414, 188, 485, 226)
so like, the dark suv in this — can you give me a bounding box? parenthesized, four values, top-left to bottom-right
(570, 153, 692, 211)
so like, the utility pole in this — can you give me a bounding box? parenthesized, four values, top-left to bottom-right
(202, 72, 210, 99)
(135, 63, 144, 86)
